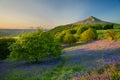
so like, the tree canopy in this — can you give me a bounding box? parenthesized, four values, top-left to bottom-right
(9, 31, 62, 63)
(81, 28, 98, 42)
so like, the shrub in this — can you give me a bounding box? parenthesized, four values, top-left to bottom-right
(105, 30, 117, 40)
(9, 31, 62, 63)
(55, 30, 77, 44)
(97, 34, 106, 40)
(0, 38, 15, 60)
(74, 34, 81, 41)
(63, 33, 76, 45)
(55, 31, 66, 43)
(81, 28, 97, 42)
(74, 27, 88, 41)
(115, 32, 120, 41)
(77, 27, 88, 34)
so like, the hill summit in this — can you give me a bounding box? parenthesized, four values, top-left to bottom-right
(74, 16, 110, 24)
(50, 16, 115, 34)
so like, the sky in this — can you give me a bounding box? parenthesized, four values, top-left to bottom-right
(0, 0, 120, 29)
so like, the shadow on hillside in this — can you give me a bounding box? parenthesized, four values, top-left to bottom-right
(0, 58, 62, 78)
(0, 58, 61, 68)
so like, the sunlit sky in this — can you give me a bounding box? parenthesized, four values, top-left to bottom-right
(0, 0, 120, 29)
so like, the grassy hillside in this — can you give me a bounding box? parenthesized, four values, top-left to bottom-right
(49, 16, 117, 35)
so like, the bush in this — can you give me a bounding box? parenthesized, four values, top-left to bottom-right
(74, 34, 81, 41)
(116, 32, 120, 41)
(97, 34, 107, 40)
(55, 30, 77, 44)
(63, 33, 76, 45)
(0, 38, 15, 60)
(55, 31, 66, 43)
(105, 30, 117, 40)
(81, 28, 97, 42)
(9, 31, 62, 63)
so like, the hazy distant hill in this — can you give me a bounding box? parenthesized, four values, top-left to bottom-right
(50, 16, 115, 34)
(0, 29, 35, 37)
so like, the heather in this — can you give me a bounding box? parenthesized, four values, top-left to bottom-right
(72, 63, 120, 80)
(0, 40, 120, 80)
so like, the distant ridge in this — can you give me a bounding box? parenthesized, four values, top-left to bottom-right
(49, 16, 115, 34)
(74, 16, 111, 24)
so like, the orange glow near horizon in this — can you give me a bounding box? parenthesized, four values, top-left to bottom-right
(0, 21, 33, 29)
(0, 16, 40, 29)
(0, 0, 120, 29)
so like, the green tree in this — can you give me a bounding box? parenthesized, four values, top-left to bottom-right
(81, 28, 97, 42)
(9, 31, 62, 63)
(63, 33, 76, 44)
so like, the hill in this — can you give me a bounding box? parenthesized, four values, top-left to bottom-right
(74, 16, 111, 24)
(49, 16, 115, 34)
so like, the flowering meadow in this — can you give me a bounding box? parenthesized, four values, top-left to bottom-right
(0, 40, 120, 80)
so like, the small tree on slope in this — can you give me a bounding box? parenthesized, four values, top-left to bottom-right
(63, 33, 76, 45)
(81, 28, 97, 42)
